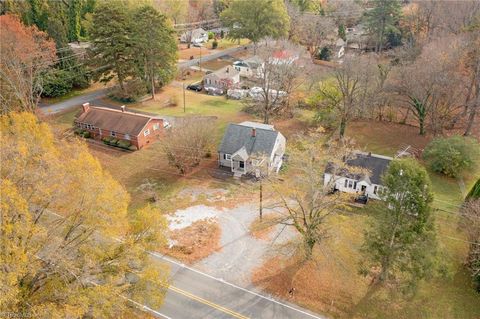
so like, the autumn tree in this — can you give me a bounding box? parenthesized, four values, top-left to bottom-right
(364, 0, 402, 52)
(0, 14, 56, 113)
(162, 117, 216, 174)
(133, 5, 177, 100)
(0, 112, 169, 317)
(360, 158, 438, 291)
(220, 0, 290, 53)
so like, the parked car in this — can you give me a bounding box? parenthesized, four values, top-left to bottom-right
(204, 87, 224, 96)
(187, 84, 202, 92)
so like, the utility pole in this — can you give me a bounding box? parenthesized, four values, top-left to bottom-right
(183, 82, 186, 113)
(259, 178, 263, 220)
(199, 46, 202, 72)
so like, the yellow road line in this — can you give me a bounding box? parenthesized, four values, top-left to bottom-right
(168, 285, 250, 319)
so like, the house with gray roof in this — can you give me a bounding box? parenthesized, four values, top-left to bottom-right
(324, 152, 392, 200)
(218, 122, 286, 177)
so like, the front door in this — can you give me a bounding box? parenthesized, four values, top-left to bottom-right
(361, 185, 367, 193)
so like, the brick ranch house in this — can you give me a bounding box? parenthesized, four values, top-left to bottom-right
(74, 103, 163, 150)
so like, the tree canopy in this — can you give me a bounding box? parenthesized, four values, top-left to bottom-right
(220, 0, 290, 52)
(361, 158, 438, 292)
(0, 14, 56, 113)
(364, 0, 402, 52)
(0, 112, 169, 317)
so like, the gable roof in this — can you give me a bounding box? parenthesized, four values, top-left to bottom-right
(205, 66, 240, 80)
(326, 152, 392, 185)
(218, 123, 281, 158)
(75, 106, 159, 136)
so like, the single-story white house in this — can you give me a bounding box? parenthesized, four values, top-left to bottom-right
(218, 121, 286, 178)
(180, 28, 208, 44)
(324, 152, 392, 200)
(233, 55, 263, 78)
(204, 66, 240, 91)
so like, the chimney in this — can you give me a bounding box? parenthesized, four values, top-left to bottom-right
(121, 105, 126, 112)
(82, 102, 90, 113)
(251, 128, 256, 137)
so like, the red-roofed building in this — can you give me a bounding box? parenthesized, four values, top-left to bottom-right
(74, 103, 164, 150)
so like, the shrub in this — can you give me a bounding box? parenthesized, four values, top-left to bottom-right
(220, 30, 224, 38)
(212, 40, 218, 49)
(74, 128, 84, 135)
(102, 136, 115, 145)
(117, 140, 131, 149)
(82, 131, 91, 138)
(317, 47, 331, 61)
(109, 79, 147, 103)
(423, 135, 480, 177)
(41, 69, 74, 97)
(208, 31, 214, 40)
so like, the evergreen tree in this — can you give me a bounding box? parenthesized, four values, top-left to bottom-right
(338, 24, 346, 41)
(467, 179, 480, 200)
(89, 2, 136, 94)
(67, 0, 82, 42)
(360, 158, 438, 292)
(364, 0, 401, 52)
(132, 5, 177, 100)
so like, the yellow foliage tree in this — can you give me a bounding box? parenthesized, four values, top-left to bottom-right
(0, 112, 169, 318)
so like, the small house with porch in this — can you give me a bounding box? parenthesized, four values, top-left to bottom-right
(323, 152, 392, 200)
(218, 122, 286, 177)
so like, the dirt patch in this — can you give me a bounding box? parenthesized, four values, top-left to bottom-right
(347, 120, 431, 157)
(252, 254, 368, 318)
(249, 214, 281, 240)
(163, 220, 221, 264)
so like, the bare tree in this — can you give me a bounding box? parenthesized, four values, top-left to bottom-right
(390, 37, 466, 135)
(286, 2, 336, 55)
(244, 39, 308, 124)
(267, 136, 364, 259)
(162, 117, 216, 174)
(313, 56, 375, 138)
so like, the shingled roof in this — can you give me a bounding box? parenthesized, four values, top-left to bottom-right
(75, 106, 156, 136)
(218, 123, 280, 157)
(325, 152, 392, 185)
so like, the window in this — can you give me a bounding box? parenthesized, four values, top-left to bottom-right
(144, 129, 150, 136)
(348, 180, 353, 188)
(153, 123, 159, 130)
(224, 154, 231, 160)
(111, 131, 116, 137)
(374, 186, 378, 194)
(344, 179, 348, 188)
(125, 134, 130, 140)
(354, 181, 357, 189)
(239, 161, 245, 169)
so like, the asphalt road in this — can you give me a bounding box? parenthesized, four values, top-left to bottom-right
(39, 45, 250, 115)
(152, 254, 326, 319)
(178, 44, 250, 69)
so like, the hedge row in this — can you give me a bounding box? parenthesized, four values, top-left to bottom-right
(102, 136, 136, 151)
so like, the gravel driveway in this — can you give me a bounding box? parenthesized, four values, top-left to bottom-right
(194, 202, 296, 286)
